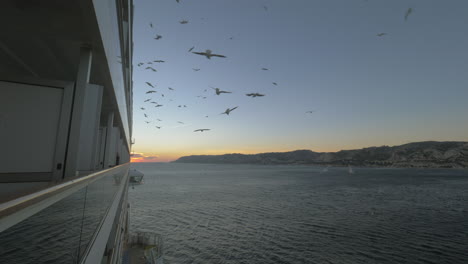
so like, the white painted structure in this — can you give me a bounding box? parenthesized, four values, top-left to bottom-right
(0, 0, 135, 263)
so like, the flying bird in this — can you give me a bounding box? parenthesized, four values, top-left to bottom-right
(192, 49, 226, 59)
(146, 62, 153, 65)
(168, 87, 174, 90)
(145, 121, 150, 124)
(179, 20, 188, 24)
(154, 35, 162, 40)
(261, 68, 269, 71)
(157, 119, 162, 121)
(146, 90, 157, 94)
(155, 104, 163, 107)
(246, 93, 265, 97)
(144, 114, 148, 118)
(376, 33, 387, 37)
(177, 121, 184, 124)
(150, 101, 158, 104)
(306, 111, 315, 114)
(188, 46, 195, 52)
(193, 68, 200, 71)
(137, 63, 144, 67)
(404, 8, 413, 21)
(145, 82, 154, 88)
(263, 5, 268, 11)
(145, 67, 157, 72)
(155, 126, 161, 129)
(144, 99, 151, 102)
(176, 0, 180, 3)
(140, 107, 145, 110)
(194, 129, 210, 132)
(272, 82, 278, 86)
(221, 106, 238, 115)
(211, 87, 231, 95)
(149, 23, 153, 28)
(153, 60, 165, 63)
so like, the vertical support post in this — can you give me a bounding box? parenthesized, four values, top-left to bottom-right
(103, 112, 114, 168)
(65, 46, 92, 178)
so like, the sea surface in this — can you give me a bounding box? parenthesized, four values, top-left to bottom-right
(129, 163, 468, 264)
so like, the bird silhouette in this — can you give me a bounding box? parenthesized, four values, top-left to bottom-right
(179, 20, 188, 24)
(194, 129, 210, 132)
(145, 121, 150, 124)
(154, 35, 162, 40)
(145, 67, 157, 72)
(155, 126, 161, 129)
(188, 46, 195, 52)
(168, 87, 175, 90)
(192, 49, 226, 59)
(246, 93, 265, 97)
(144, 114, 148, 118)
(211, 87, 231, 95)
(377, 33, 387, 37)
(149, 23, 153, 28)
(272, 82, 278, 86)
(140, 107, 145, 110)
(177, 121, 184, 124)
(262, 68, 269, 70)
(144, 99, 151, 102)
(153, 60, 165, 63)
(306, 110, 315, 114)
(146, 90, 157, 94)
(221, 107, 238, 115)
(404, 8, 413, 21)
(193, 68, 200, 71)
(145, 82, 155, 88)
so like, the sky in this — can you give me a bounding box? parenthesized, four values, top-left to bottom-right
(130, 0, 468, 162)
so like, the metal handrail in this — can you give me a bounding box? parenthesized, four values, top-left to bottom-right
(0, 163, 130, 232)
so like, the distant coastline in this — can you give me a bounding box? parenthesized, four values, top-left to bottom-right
(173, 141, 468, 168)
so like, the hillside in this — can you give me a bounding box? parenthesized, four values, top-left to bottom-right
(174, 141, 468, 168)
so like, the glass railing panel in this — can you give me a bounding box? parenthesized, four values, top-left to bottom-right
(0, 187, 87, 263)
(77, 166, 128, 260)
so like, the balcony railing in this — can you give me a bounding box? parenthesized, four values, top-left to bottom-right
(0, 163, 130, 264)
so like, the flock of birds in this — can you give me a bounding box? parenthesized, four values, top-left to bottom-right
(134, 3, 415, 134)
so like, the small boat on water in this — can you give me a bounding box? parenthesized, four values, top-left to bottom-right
(129, 168, 144, 184)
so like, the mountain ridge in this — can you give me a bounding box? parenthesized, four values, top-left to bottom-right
(173, 141, 468, 168)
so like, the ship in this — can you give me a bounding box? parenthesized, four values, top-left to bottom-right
(0, 1, 140, 263)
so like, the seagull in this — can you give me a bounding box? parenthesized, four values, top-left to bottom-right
(145, 67, 157, 72)
(263, 5, 268, 11)
(150, 101, 158, 104)
(272, 82, 278, 86)
(157, 119, 162, 121)
(376, 33, 387, 37)
(176, 0, 180, 3)
(188, 46, 195, 52)
(140, 107, 145, 110)
(153, 60, 165, 63)
(404, 8, 413, 21)
(145, 82, 154, 88)
(261, 68, 269, 71)
(183, 105, 187, 107)
(229, 37, 234, 40)
(155, 126, 161, 129)
(246, 93, 265, 97)
(146, 90, 157, 94)
(193, 68, 200, 71)
(154, 35, 162, 40)
(306, 110, 315, 114)
(149, 23, 153, 28)
(177, 121, 184, 124)
(137, 63, 144, 67)
(179, 20, 189, 24)
(155, 104, 163, 107)
(145, 121, 150, 124)
(168, 87, 175, 90)
(144, 99, 151, 102)
(192, 49, 226, 59)
(146, 62, 153, 65)
(221, 106, 238, 115)
(194, 129, 210, 132)
(211, 87, 231, 95)
(144, 114, 148, 118)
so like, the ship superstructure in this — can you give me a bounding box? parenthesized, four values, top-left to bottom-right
(0, 0, 134, 263)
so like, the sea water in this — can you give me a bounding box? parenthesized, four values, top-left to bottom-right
(129, 163, 468, 264)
